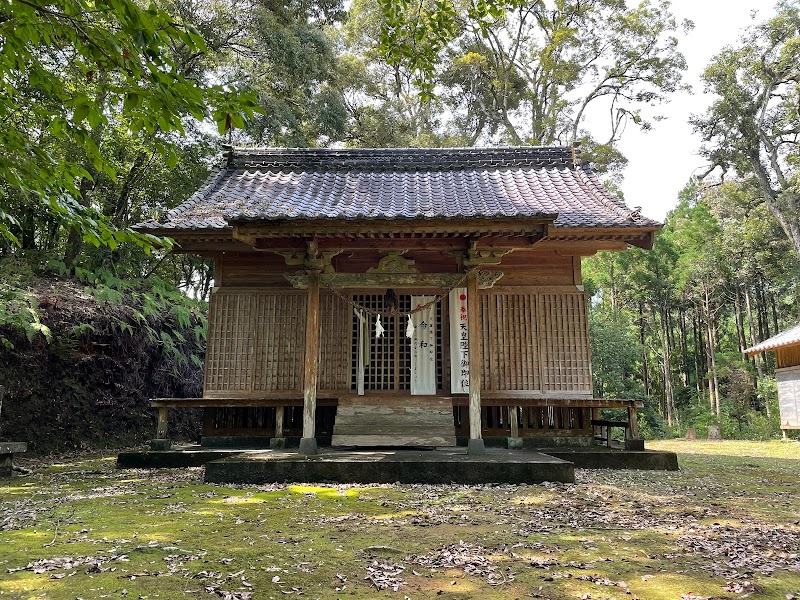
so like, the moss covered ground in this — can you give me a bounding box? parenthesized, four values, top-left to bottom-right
(1, 441, 799, 599)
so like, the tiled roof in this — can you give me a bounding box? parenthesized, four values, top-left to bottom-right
(746, 323, 800, 354)
(138, 147, 660, 231)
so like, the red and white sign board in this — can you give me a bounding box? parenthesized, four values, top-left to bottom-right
(449, 288, 469, 393)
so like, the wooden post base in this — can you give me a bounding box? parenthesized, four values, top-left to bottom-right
(150, 439, 172, 451)
(269, 437, 287, 450)
(467, 438, 486, 455)
(299, 437, 318, 455)
(0, 453, 12, 478)
(507, 437, 523, 449)
(0, 442, 27, 478)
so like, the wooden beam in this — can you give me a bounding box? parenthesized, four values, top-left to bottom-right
(285, 270, 504, 290)
(467, 269, 484, 453)
(152, 397, 338, 408)
(300, 271, 321, 454)
(451, 396, 644, 408)
(232, 218, 551, 238)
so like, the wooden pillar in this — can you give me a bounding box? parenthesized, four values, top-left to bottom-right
(156, 407, 169, 439)
(467, 270, 485, 454)
(275, 406, 285, 438)
(150, 406, 172, 450)
(202, 409, 215, 438)
(509, 406, 519, 438)
(624, 403, 645, 450)
(270, 405, 287, 449)
(300, 271, 320, 455)
(626, 404, 640, 439)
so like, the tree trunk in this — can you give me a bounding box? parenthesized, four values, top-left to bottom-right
(744, 285, 764, 387)
(733, 286, 747, 356)
(639, 302, 650, 397)
(678, 307, 689, 387)
(756, 280, 769, 340)
(63, 175, 95, 267)
(770, 291, 779, 337)
(659, 305, 675, 427)
(744, 285, 767, 414)
(110, 151, 147, 225)
(692, 309, 704, 396)
(703, 287, 720, 418)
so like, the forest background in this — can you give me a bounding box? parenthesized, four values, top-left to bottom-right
(1, 0, 799, 451)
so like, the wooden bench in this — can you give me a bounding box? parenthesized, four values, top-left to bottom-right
(0, 442, 27, 478)
(591, 419, 630, 447)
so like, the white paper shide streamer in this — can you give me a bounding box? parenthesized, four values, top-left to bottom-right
(406, 314, 415, 339)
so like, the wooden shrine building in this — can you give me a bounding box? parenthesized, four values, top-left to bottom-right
(746, 323, 800, 438)
(139, 146, 660, 454)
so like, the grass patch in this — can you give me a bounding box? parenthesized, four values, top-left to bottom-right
(1, 441, 799, 599)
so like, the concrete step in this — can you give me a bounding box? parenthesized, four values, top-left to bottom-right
(333, 425, 455, 435)
(333, 397, 456, 447)
(332, 434, 457, 447)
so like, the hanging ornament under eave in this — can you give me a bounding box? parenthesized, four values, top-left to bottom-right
(375, 314, 385, 338)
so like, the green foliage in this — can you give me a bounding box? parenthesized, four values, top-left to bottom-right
(637, 402, 673, 440)
(585, 175, 797, 440)
(374, 0, 691, 170)
(692, 2, 800, 256)
(0, 261, 51, 349)
(589, 308, 643, 399)
(0, 257, 207, 381)
(0, 0, 259, 252)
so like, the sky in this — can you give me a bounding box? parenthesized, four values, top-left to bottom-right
(613, 0, 763, 222)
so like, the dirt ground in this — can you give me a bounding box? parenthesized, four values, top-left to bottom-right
(1, 440, 799, 599)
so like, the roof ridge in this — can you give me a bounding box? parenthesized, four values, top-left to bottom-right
(225, 146, 576, 171)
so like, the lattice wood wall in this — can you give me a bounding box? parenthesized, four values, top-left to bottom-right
(537, 292, 592, 393)
(480, 293, 539, 391)
(204, 289, 307, 394)
(479, 290, 591, 394)
(203, 287, 590, 397)
(318, 293, 352, 391)
(349, 295, 443, 391)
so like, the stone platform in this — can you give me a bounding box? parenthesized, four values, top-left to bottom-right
(539, 447, 679, 470)
(117, 447, 264, 469)
(117, 445, 680, 483)
(205, 448, 574, 484)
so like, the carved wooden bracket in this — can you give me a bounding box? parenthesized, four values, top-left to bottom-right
(275, 241, 340, 273)
(463, 240, 513, 267)
(476, 270, 504, 288)
(367, 250, 418, 274)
